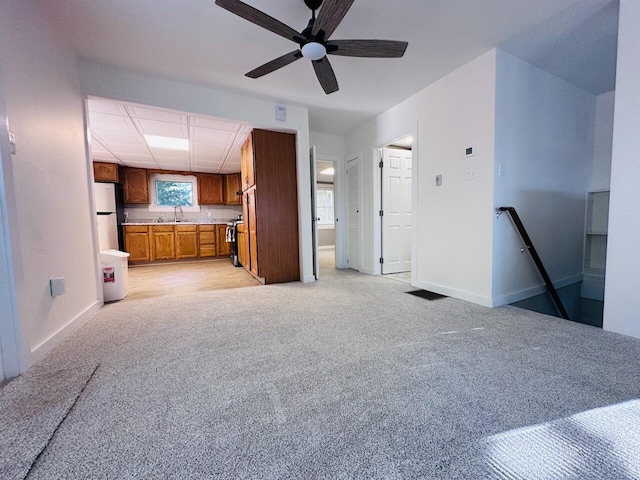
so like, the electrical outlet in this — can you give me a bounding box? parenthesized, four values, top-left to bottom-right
(207, 211, 212, 217)
(435, 175, 442, 186)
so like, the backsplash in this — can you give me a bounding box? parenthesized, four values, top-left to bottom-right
(124, 204, 242, 224)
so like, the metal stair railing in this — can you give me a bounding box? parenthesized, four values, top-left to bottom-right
(497, 206, 571, 321)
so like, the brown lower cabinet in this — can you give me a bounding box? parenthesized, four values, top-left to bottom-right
(236, 222, 247, 267)
(124, 226, 151, 262)
(124, 224, 231, 262)
(198, 225, 217, 258)
(151, 225, 175, 260)
(216, 224, 230, 257)
(175, 225, 198, 259)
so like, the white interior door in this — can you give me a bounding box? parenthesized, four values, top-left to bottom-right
(382, 147, 412, 274)
(347, 157, 361, 271)
(310, 146, 319, 279)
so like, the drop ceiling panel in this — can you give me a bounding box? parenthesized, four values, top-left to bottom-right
(91, 151, 119, 162)
(191, 126, 236, 145)
(194, 142, 227, 156)
(125, 105, 187, 124)
(151, 149, 189, 161)
(156, 163, 190, 171)
(233, 133, 250, 146)
(134, 119, 188, 138)
(87, 99, 128, 116)
(89, 137, 111, 153)
(112, 151, 156, 162)
(191, 116, 241, 131)
(90, 113, 137, 134)
(95, 131, 148, 147)
(195, 166, 219, 173)
(88, 98, 250, 173)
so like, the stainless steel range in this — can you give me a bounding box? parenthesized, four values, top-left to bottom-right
(225, 215, 243, 267)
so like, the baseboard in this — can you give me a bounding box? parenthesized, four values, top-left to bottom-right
(30, 300, 101, 366)
(491, 274, 583, 307)
(318, 245, 334, 250)
(302, 274, 316, 283)
(413, 279, 493, 307)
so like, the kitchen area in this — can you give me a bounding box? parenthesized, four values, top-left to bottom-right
(90, 98, 300, 301)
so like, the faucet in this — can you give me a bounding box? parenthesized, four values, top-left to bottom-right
(174, 205, 183, 223)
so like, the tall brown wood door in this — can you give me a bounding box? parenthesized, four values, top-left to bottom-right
(247, 188, 258, 277)
(241, 133, 255, 191)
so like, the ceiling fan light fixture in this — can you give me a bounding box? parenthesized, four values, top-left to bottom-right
(301, 42, 327, 61)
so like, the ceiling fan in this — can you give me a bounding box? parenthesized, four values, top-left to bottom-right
(215, 0, 409, 94)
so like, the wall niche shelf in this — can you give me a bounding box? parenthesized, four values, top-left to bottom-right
(583, 190, 609, 275)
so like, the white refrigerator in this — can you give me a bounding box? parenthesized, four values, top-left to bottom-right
(94, 183, 120, 252)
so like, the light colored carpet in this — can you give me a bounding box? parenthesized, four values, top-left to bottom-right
(1, 253, 639, 479)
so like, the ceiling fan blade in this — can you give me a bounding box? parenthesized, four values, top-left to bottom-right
(312, 0, 355, 40)
(246, 51, 303, 79)
(312, 57, 339, 94)
(215, 0, 302, 43)
(327, 39, 408, 58)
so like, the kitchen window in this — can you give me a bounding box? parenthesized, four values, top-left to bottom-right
(148, 173, 200, 212)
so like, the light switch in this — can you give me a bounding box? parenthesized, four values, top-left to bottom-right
(50, 277, 65, 296)
(435, 175, 442, 186)
(275, 105, 286, 121)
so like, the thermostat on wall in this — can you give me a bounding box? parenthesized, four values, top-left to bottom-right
(465, 146, 475, 157)
(276, 105, 287, 122)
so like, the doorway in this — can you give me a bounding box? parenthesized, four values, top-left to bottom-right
(315, 160, 336, 270)
(380, 138, 413, 278)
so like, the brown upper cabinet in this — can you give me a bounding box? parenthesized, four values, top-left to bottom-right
(223, 173, 242, 205)
(240, 133, 255, 191)
(93, 162, 119, 183)
(198, 173, 224, 205)
(121, 167, 149, 204)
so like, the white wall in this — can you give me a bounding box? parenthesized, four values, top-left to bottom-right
(0, 1, 101, 373)
(80, 62, 314, 283)
(346, 50, 497, 305)
(492, 50, 595, 306)
(603, 0, 640, 339)
(310, 132, 345, 159)
(590, 91, 615, 191)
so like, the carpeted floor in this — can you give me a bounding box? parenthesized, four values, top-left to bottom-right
(1, 249, 640, 479)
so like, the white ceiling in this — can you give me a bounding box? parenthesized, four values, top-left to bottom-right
(42, 0, 618, 135)
(88, 98, 250, 172)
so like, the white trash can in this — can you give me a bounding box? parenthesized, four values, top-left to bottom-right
(99, 250, 130, 302)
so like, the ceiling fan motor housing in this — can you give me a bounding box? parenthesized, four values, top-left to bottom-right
(304, 0, 324, 11)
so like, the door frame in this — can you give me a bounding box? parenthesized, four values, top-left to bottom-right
(0, 75, 26, 380)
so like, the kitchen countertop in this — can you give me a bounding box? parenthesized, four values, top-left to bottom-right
(122, 221, 234, 226)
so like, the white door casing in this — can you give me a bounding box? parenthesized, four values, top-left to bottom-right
(310, 146, 319, 279)
(347, 157, 361, 271)
(382, 147, 412, 274)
